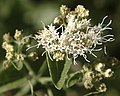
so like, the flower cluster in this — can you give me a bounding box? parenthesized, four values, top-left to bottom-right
(33, 5, 114, 64)
(2, 30, 38, 69)
(82, 62, 114, 92)
(2, 40, 14, 61)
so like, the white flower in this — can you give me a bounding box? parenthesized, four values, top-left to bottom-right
(84, 79, 93, 89)
(2, 42, 14, 52)
(14, 30, 21, 39)
(75, 5, 89, 17)
(3, 33, 11, 42)
(53, 51, 65, 61)
(60, 5, 69, 16)
(95, 63, 105, 72)
(33, 16, 114, 63)
(97, 83, 107, 92)
(84, 71, 94, 80)
(30, 5, 114, 63)
(16, 53, 24, 61)
(104, 69, 114, 78)
(95, 73, 103, 81)
(34, 24, 61, 52)
(5, 52, 13, 60)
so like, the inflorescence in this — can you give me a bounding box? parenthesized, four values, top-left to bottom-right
(82, 62, 114, 92)
(32, 5, 114, 64)
(2, 30, 38, 69)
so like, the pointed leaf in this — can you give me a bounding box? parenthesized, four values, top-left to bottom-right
(66, 71, 82, 88)
(46, 53, 72, 90)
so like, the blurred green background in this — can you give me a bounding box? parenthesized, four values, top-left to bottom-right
(0, 0, 120, 96)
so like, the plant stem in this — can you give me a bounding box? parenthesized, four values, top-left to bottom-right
(38, 77, 51, 84)
(0, 77, 27, 94)
(28, 80, 34, 96)
(37, 59, 47, 77)
(23, 60, 37, 78)
(23, 60, 51, 84)
(47, 87, 54, 96)
(84, 91, 101, 96)
(14, 78, 37, 96)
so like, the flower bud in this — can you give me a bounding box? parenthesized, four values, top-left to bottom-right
(53, 51, 65, 61)
(95, 63, 105, 72)
(60, 5, 70, 16)
(17, 53, 24, 61)
(28, 52, 38, 61)
(104, 69, 114, 78)
(3, 33, 12, 42)
(14, 30, 21, 40)
(3, 60, 10, 69)
(84, 79, 93, 89)
(54, 16, 63, 24)
(5, 52, 13, 60)
(97, 83, 107, 92)
(75, 5, 89, 18)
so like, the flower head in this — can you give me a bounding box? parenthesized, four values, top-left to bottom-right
(60, 5, 70, 16)
(5, 52, 13, 60)
(16, 53, 24, 61)
(75, 5, 89, 18)
(53, 51, 65, 61)
(2, 30, 31, 70)
(34, 24, 62, 53)
(2, 42, 14, 52)
(14, 30, 22, 40)
(97, 83, 107, 92)
(31, 5, 114, 63)
(28, 52, 38, 61)
(104, 69, 114, 78)
(3, 33, 12, 42)
(95, 63, 105, 72)
(84, 79, 93, 89)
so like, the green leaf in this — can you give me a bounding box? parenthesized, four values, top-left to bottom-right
(12, 61, 23, 71)
(46, 53, 72, 90)
(66, 71, 82, 88)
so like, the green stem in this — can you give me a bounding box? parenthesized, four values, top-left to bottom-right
(23, 60, 51, 84)
(28, 80, 34, 96)
(23, 60, 43, 84)
(23, 60, 37, 78)
(15, 60, 50, 96)
(38, 77, 51, 84)
(14, 78, 37, 96)
(37, 59, 47, 77)
(47, 87, 54, 96)
(17, 40, 21, 54)
(84, 91, 101, 96)
(0, 77, 27, 94)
